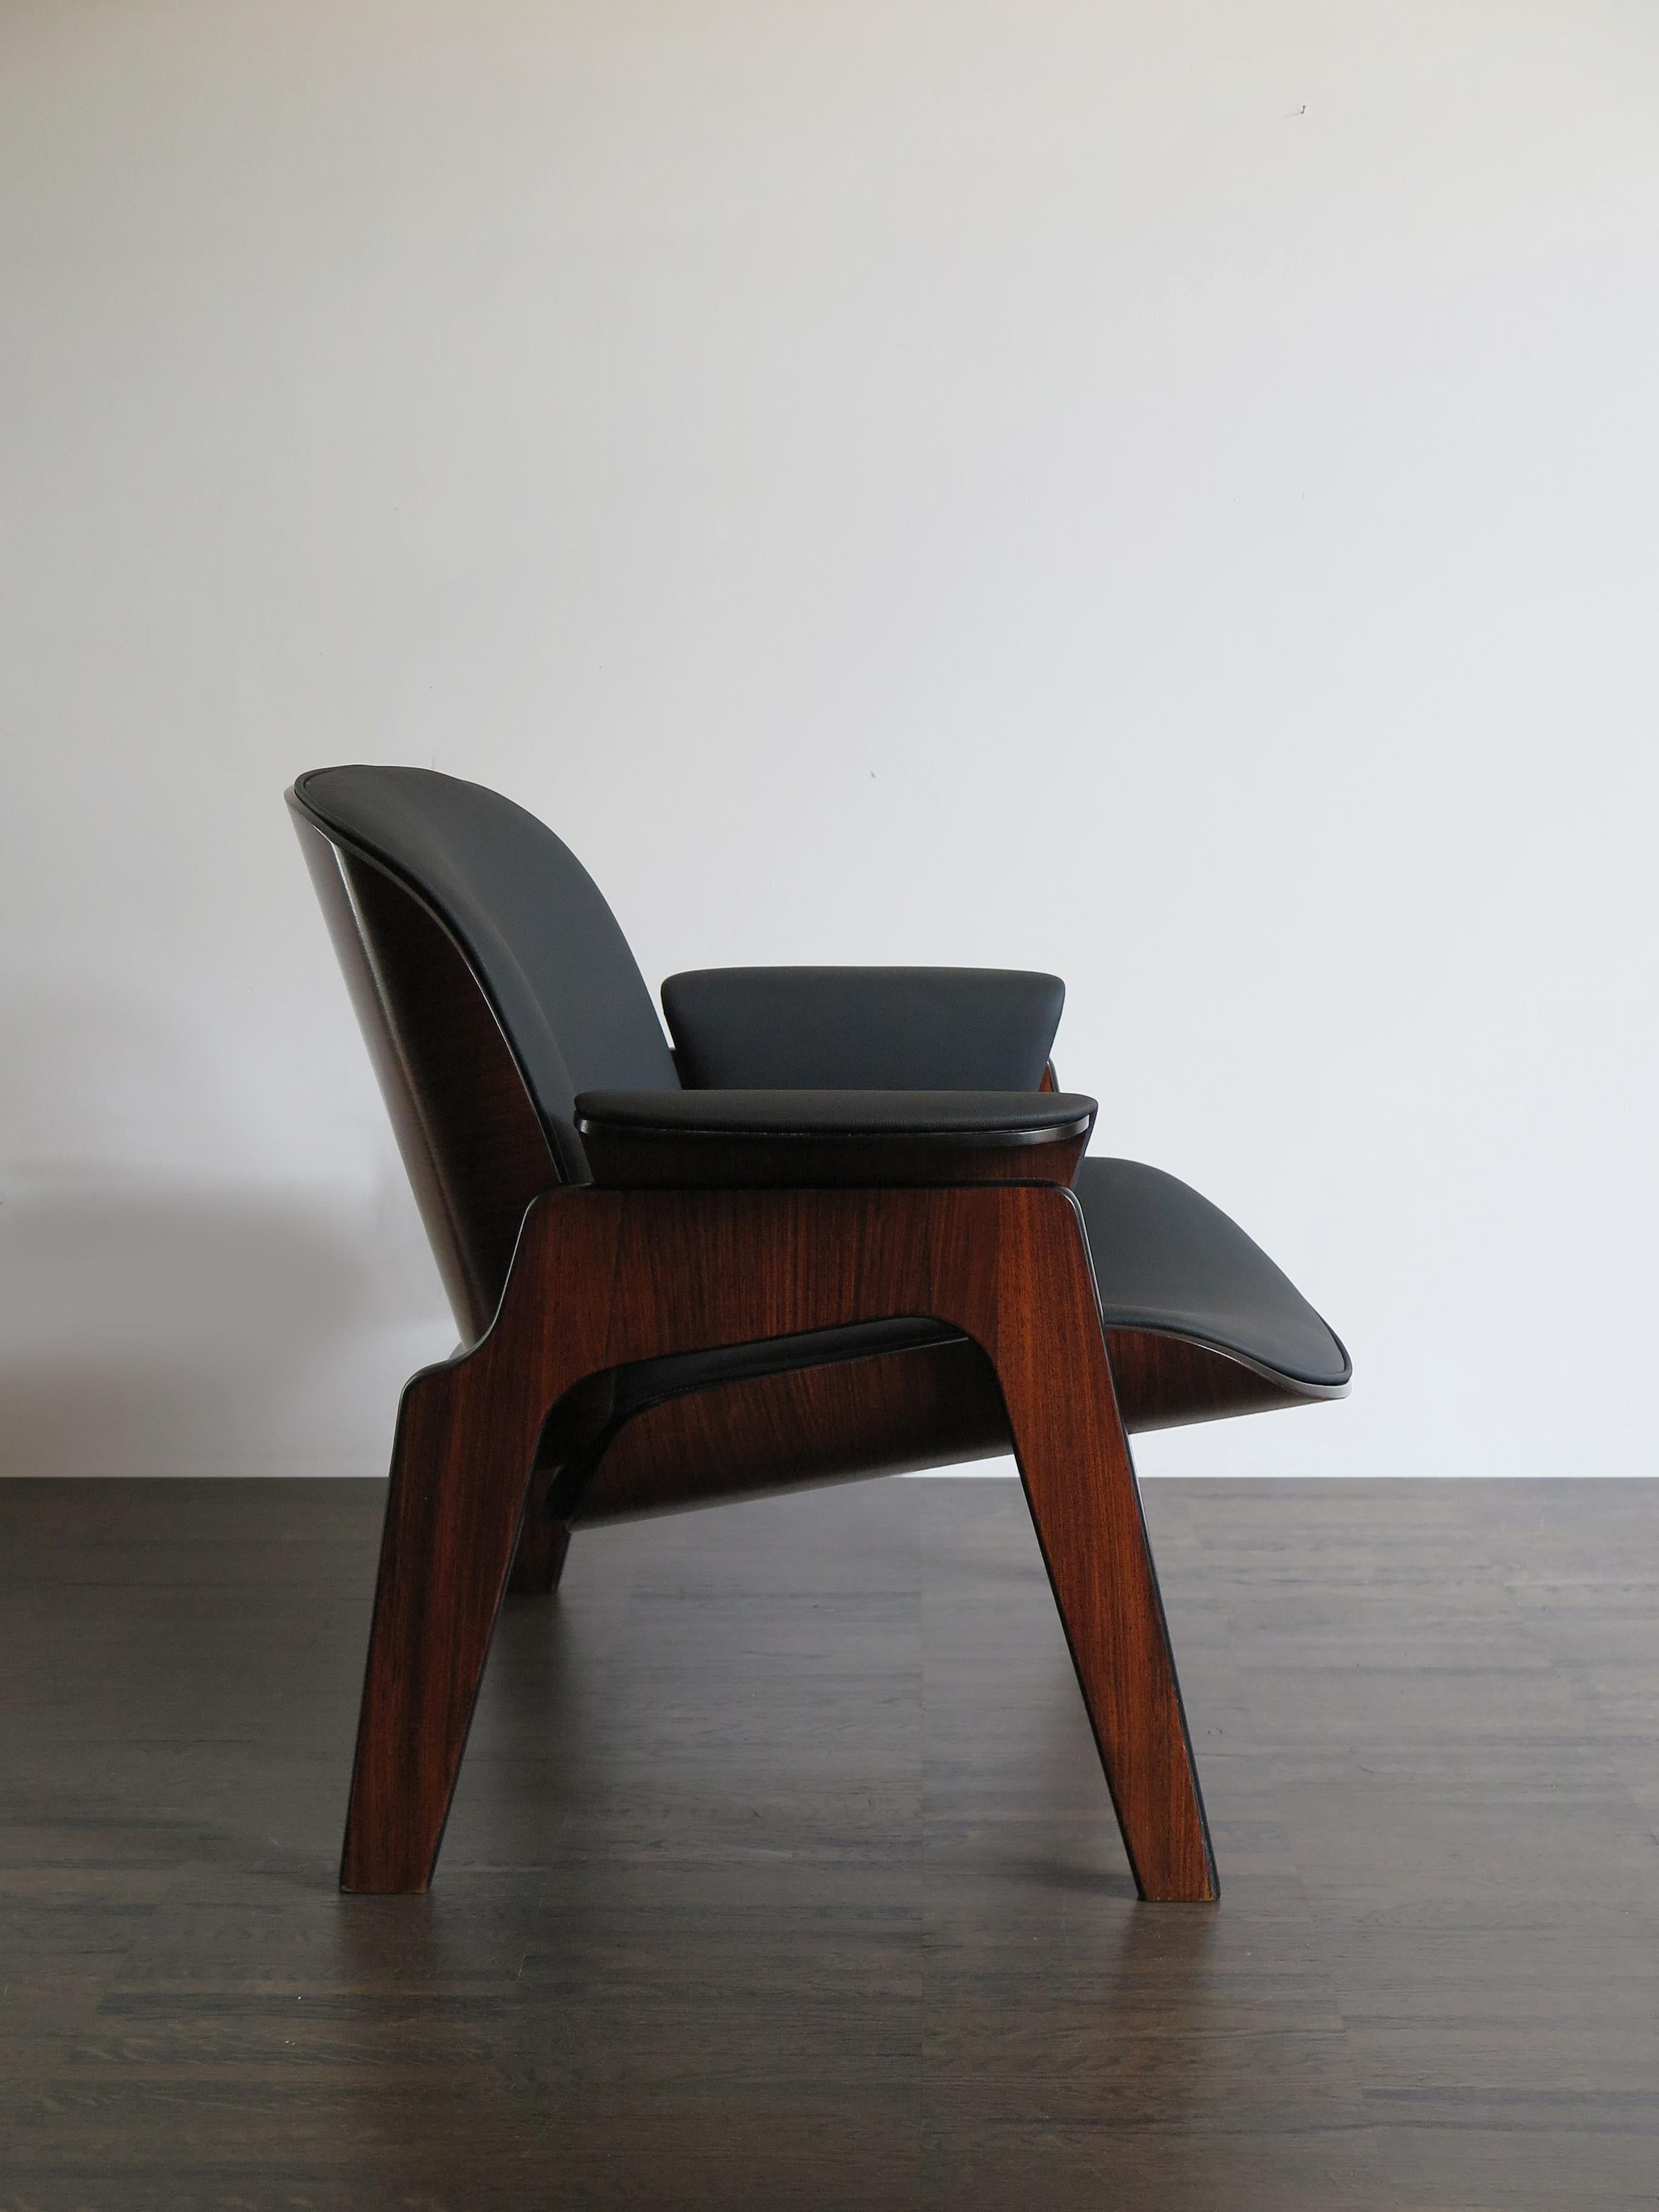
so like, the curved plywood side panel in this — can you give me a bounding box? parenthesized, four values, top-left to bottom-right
(555, 1322, 1330, 1531)
(572, 1335, 1011, 1526)
(289, 804, 561, 1344)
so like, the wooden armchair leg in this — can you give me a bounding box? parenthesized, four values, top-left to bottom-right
(506, 1506, 571, 1595)
(505, 1369, 617, 1595)
(340, 1357, 546, 1894)
(506, 1459, 573, 1595)
(993, 1287, 1217, 1902)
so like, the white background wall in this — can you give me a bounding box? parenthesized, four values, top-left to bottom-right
(2, 0, 1656, 1484)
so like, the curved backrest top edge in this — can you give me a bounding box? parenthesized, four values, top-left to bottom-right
(292, 766, 679, 1157)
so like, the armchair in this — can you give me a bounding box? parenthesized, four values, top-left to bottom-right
(289, 765, 1349, 1903)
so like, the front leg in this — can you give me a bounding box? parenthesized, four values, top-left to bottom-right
(988, 1193, 1218, 1902)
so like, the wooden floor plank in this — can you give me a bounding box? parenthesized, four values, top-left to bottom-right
(1, 1475, 1657, 2208)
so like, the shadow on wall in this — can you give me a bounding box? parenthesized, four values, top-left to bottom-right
(0, 987, 452, 1480)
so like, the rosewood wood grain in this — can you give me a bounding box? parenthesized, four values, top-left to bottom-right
(504, 1508, 571, 1595)
(556, 1314, 1336, 1535)
(341, 1184, 1218, 1904)
(565, 1326, 1322, 1527)
(574, 1335, 1011, 1523)
(504, 1369, 619, 1592)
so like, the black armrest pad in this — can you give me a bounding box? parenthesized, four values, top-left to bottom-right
(574, 1087, 1096, 1189)
(576, 1089, 1093, 1138)
(660, 967, 1065, 1090)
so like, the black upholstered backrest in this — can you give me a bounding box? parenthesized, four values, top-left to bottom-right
(294, 766, 677, 1175)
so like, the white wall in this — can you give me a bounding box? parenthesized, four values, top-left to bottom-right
(2, 0, 1657, 1482)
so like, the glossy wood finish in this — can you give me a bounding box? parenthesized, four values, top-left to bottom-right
(565, 1330, 1319, 1527)
(7, 1475, 1659, 2212)
(342, 1184, 1216, 1903)
(576, 1335, 1011, 1524)
(504, 1502, 571, 1594)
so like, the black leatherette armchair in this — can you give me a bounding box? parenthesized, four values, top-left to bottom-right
(289, 765, 1349, 1902)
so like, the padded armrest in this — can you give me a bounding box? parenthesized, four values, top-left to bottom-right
(574, 1087, 1096, 1189)
(660, 967, 1065, 1090)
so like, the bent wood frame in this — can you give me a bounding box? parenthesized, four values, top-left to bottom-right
(572, 1322, 1337, 1538)
(343, 1181, 1219, 1905)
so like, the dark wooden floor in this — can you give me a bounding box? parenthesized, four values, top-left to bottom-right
(2, 1476, 1657, 2210)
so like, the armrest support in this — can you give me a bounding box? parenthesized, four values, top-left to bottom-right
(660, 967, 1065, 1090)
(574, 1087, 1096, 1189)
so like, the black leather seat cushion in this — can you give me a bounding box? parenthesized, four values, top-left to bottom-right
(1074, 1158, 1349, 1390)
